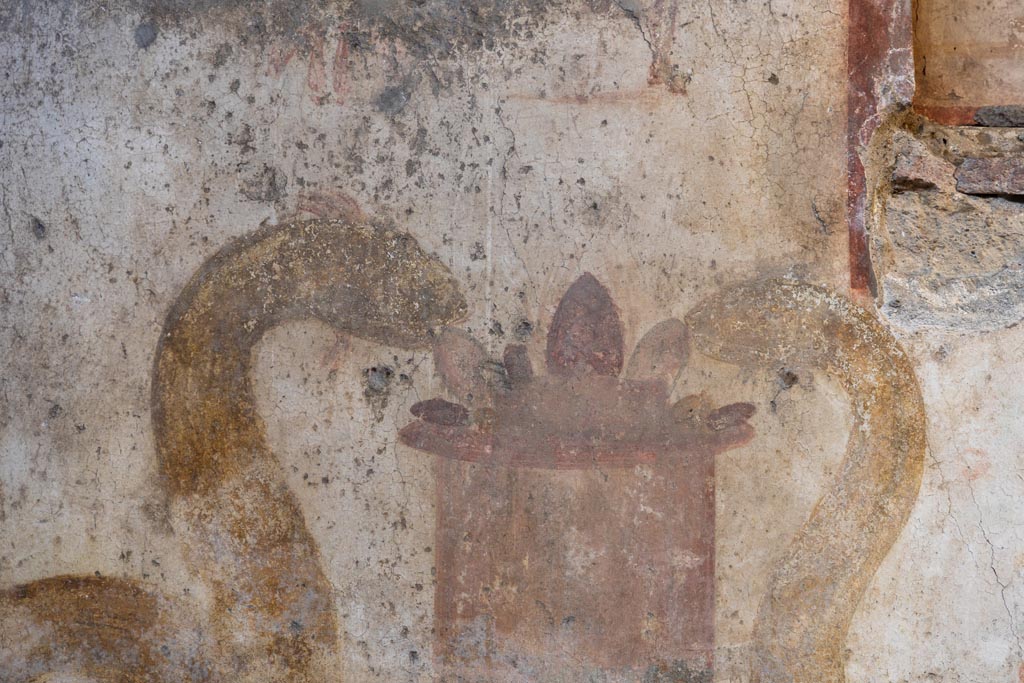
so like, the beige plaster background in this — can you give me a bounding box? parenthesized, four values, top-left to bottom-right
(1, 1, 1021, 681)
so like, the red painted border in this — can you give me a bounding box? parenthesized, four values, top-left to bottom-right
(846, 0, 913, 295)
(912, 104, 979, 126)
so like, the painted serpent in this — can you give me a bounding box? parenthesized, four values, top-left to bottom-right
(0, 218, 466, 682)
(0, 215, 923, 683)
(687, 279, 925, 683)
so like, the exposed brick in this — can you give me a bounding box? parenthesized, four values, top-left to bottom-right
(955, 157, 1024, 196)
(975, 105, 1024, 127)
(891, 133, 955, 192)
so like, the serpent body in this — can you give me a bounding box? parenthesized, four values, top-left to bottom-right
(0, 241, 922, 681)
(687, 279, 926, 683)
(0, 218, 466, 682)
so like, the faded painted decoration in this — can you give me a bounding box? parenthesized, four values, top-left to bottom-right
(1, 215, 924, 682)
(402, 274, 753, 680)
(3, 219, 468, 682)
(3, 0, 1020, 682)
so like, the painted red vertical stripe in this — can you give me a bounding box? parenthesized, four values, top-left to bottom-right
(846, 0, 912, 295)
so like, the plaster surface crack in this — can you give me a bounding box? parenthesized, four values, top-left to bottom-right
(965, 472, 1022, 655)
(613, 0, 657, 64)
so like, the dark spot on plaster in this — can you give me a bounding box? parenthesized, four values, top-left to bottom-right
(642, 661, 712, 683)
(7, 0, 622, 66)
(375, 81, 413, 116)
(779, 368, 799, 389)
(242, 164, 287, 203)
(232, 124, 255, 153)
(48, 403, 63, 419)
(768, 73, 779, 85)
(350, 0, 615, 57)
(514, 319, 534, 339)
(134, 21, 158, 49)
(364, 365, 394, 394)
(30, 217, 46, 240)
(141, 500, 174, 535)
(110, 0, 320, 41)
(212, 42, 232, 67)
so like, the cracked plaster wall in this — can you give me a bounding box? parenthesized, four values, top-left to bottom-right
(0, 1, 1021, 681)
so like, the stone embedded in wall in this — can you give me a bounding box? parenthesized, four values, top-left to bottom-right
(898, 117, 1024, 165)
(975, 105, 1024, 128)
(880, 192, 1024, 331)
(955, 157, 1024, 196)
(890, 132, 955, 193)
(873, 126, 1024, 331)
